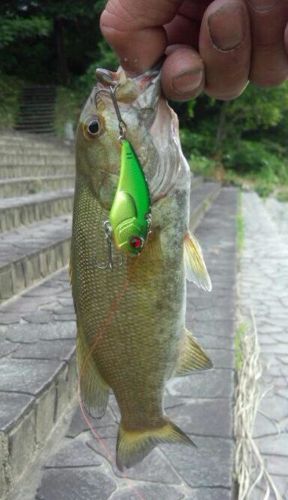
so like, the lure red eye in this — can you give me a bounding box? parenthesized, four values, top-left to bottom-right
(130, 236, 143, 250)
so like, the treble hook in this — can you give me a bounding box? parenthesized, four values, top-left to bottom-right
(94, 221, 124, 271)
(93, 73, 128, 271)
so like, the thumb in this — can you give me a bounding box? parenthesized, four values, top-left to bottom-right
(100, 0, 182, 73)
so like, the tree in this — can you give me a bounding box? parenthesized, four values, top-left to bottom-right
(0, 1, 104, 84)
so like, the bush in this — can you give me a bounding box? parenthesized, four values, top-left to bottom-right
(223, 140, 288, 182)
(189, 153, 217, 177)
(77, 40, 118, 96)
(180, 129, 215, 158)
(0, 72, 23, 129)
(223, 140, 269, 173)
(54, 86, 83, 138)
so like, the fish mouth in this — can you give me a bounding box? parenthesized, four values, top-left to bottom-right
(95, 67, 159, 86)
(95, 67, 160, 102)
(95, 68, 118, 87)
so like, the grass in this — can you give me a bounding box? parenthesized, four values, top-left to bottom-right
(235, 322, 248, 370)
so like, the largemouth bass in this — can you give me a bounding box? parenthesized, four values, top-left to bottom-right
(70, 67, 213, 470)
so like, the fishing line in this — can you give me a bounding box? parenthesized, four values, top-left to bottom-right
(77, 257, 146, 500)
(78, 392, 146, 500)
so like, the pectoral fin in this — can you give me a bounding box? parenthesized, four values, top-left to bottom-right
(116, 418, 195, 471)
(184, 231, 212, 291)
(174, 328, 213, 377)
(76, 324, 109, 418)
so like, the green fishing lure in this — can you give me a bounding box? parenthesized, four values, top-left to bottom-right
(93, 72, 152, 264)
(109, 139, 151, 256)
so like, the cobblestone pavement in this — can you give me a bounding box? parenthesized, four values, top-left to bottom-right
(240, 193, 288, 499)
(9, 188, 238, 500)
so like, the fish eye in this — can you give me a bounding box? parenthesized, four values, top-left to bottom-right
(87, 119, 100, 136)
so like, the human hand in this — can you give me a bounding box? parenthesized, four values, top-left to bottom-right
(100, 0, 288, 101)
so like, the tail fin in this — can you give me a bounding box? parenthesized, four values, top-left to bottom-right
(116, 418, 195, 470)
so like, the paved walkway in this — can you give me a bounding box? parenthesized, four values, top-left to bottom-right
(9, 188, 238, 500)
(239, 193, 288, 499)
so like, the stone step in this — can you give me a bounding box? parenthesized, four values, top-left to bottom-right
(0, 175, 75, 198)
(0, 135, 67, 149)
(0, 142, 73, 155)
(0, 146, 71, 157)
(0, 269, 76, 500)
(1, 186, 238, 500)
(14, 129, 56, 136)
(0, 164, 74, 179)
(17, 113, 55, 120)
(17, 112, 55, 119)
(190, 180, 221, 230)
(0, 177, 204, 302)
(15, 125, 55, 136)
(15, 122, 55, 133)
(0, 155, 73, 166)
(17, 117, 55, 125)
(21, 91, 55, 98)
(0, 189, 74, 233)
(18, 106, 56, 113)
(20, 100, 55, 106)
(19, 103, 55, 109)
(0, 133, 50, 144)
(21, 96, 55, 101)
(0, 215, 72, 303)
(20, 93, 56, 102)
(0, 180, 223, 499)
(21, 89, 55, 94)
(16, 85, 56, 135)
(18, 112, 56, 119)
(21, 85, 56, 92)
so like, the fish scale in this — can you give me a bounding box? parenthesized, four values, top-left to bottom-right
(70, 67, 213, 470)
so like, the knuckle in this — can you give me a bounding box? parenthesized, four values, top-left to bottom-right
(205, 83, 248, 100)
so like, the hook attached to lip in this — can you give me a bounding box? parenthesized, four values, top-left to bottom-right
(94, 71, 152, 271)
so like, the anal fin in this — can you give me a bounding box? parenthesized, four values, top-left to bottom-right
(184, 231, 212, 291)
(174, 328, 213, 377)
(76, 324, 109, 418)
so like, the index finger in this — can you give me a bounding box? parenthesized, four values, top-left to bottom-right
(100, 0, 183, 73)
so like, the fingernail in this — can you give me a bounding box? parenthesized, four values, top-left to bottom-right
(208, 4, 245, 51)
(172, 70, 203, 95)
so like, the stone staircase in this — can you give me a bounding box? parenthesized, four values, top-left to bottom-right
(15, 86, 56, 135)
(0, 132, 237, 500)
(0, 132, 75, 498)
